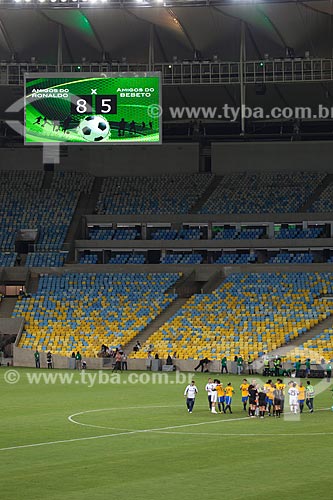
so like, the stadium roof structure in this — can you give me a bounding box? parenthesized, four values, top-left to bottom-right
(0, 0, 332, 64)
(1, 0, 333, 129)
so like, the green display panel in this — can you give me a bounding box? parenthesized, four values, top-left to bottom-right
(24, 73, 161, 144)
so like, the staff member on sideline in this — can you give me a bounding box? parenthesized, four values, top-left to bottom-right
(184, 380, 198, 413)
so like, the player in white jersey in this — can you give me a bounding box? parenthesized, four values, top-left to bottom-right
(184, 381, 198, 413)
(210, 379, 218, 414)
(205, 378, 215, 410)
(288, 382, 299, 414)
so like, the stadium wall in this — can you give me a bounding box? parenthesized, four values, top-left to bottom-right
(13, 347, 224, 372)
(0, 144, 199, 176)
(212, 141, 333, 173)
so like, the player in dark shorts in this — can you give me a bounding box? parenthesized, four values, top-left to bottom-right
(248, 384, 258, 418)
(273, 385, 282, 418)
(258, 387, 267, 419)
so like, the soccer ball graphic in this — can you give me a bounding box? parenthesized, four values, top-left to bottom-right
(78, 115, 110, 142)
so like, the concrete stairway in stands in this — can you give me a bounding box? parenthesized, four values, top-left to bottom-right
(268, 314, 333, 359)
(63, 176, 105, 252)
(189, 175, 223, 214)
(41, 171, 54, 189)
(123, 297, 187, 355)
(298, 173, 333, 212)
(0, 298, 17, 318)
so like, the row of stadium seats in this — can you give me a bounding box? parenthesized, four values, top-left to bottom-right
(131, 272, 333, 360)
(25, 252, 68, 267)
(16, 272, 181, 357)
(95, 173, 214, 214)
(285, 327, 333, 363)
(199, 172, 326, 214)
(213, 228, 264, 240)
(87, 226, 326, 241)
(275, 227, 324, 239)
(269, 253, 314, 264)
(0, 252, 17, 267)
(50, 171, 94, 194)
(75, 251, 333, 265)
(89, 228, 140, 240)
(151, 228, 202, 240)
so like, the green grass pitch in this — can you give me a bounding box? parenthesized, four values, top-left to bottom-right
(1, 368, 332, 500)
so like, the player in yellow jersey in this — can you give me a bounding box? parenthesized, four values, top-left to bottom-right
(225, 383, 234, 414)
(297, 381, 306, 413)
(216, 380, 226, 413)
(266, 381, 275, 416)
(240, 378, 250, 412)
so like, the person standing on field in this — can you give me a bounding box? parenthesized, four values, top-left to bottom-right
(46, 351, 53, 369)
(34, 349, 40, 368)
(221, 356, 228, 374)
(184, 380, 198, 413)
(75, 351, 82, 370)
(205, 378, 214, 410)
(306, 381, 315, 412)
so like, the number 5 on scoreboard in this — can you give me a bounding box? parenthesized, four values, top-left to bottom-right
(96, 95, 117, 114)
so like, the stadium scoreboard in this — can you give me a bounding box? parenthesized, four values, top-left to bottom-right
(24, 73, 161, 144)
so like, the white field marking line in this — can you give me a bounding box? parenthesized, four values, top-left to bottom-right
(0, 408, 250, 452)
(68, 405, 332, 433)
(1, 407, 331, 452)
(67, 405, 184, 432)
(150, 431, 333, 437)
(68, 405, 250, 431)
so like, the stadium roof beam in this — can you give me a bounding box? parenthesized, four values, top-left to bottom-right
(1, 59, 333, 85)
(0, 0, 328, 9)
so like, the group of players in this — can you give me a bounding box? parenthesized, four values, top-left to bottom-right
(184, 377, 315, 417)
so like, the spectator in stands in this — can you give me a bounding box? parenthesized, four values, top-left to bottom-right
(75, 351, 82, 370)
(121, 352, 128, 371)
(34, 349, 40, 368)
(154, 353, 159, 359)
(47, 351, 53, 369)
(71, 352, 75, 359)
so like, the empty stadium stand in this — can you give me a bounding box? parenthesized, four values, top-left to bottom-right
(95, 174, 214, 215)
(199, 172, 326, 214)
(131, 272, 333, 361)
(15, 272, 181, 356)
